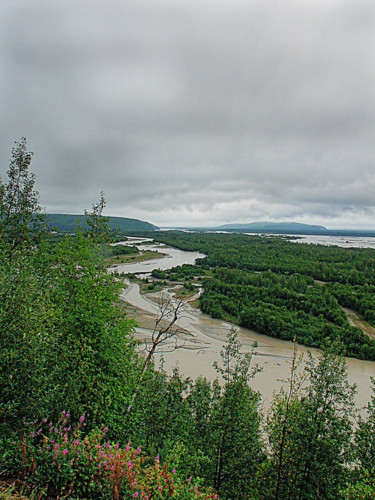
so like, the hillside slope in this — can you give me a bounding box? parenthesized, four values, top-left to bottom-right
(46, 213, 159, 232)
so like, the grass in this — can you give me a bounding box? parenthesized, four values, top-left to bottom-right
(0, 481, 41, 500)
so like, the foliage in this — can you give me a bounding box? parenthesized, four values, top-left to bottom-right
(153, 232, 375, 360)
(341, 470, 375, 499)
(0, 142, 138, 434)
(84, 191, 114, 243)
(7, 414, 218, 499)
(1, 142, 374, 499)
(0, 138, 47, 255)
(104, 244, 139, 257)
(184, 329, 264, 498)
(353, 377, 375, 477)
(264, 343, 356, 499)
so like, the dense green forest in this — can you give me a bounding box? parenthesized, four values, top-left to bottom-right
(1, 140, 375, 498)
(152, 232, 375, 361)
(46, 213, 159, 233)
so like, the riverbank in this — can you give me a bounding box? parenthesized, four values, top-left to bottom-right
(121, 281, 375, 414)
(114, 236, 375, 413)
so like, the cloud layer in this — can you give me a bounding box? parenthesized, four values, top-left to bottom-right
(1, 0, 374, 228)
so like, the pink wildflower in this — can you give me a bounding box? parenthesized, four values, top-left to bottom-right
(62, 449, 68, 456)
(172, 469, 176, 474)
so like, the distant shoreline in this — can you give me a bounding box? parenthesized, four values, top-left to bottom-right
(244, 229, 375, 237)
(183, 229, 375, 238)
(164, 227, 375, 238)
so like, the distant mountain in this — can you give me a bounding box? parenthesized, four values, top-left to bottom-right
(217, 221, 327, 232)
(46, 214, 159, 233)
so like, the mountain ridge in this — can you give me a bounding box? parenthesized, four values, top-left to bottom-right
(46, 213, 159, 232)
(218, 221, 327, 231)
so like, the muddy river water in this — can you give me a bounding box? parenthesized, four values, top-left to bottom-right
(113, 238, 375, 413)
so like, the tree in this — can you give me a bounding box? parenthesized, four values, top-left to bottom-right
(265, 342, 356, 499)
(354, 377, 375, 474)
(0, 138, 46, 255)
(265, 340, 306, 500)
(186, 328, 264, 498)
(84, 191, 112, 243)
(125, 293, 185, 418)
(0, 187, 137, 436)
(0, 139, 51, 426)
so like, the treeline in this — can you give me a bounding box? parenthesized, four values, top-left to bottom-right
(1, 141, 375, 498)
(102, 242, 139, 257)
(153, 232, 375, 360)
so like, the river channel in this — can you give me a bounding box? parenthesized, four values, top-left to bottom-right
(113, 238, 375, 413)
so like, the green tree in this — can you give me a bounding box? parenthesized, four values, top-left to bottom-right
(265, 343, 356, 500)
(84, 190, 112, 243)
(0, 249, 55, 426)
(0, 138, 46, 256)
(0, 181, 137, 435)
(0, 140, 52, 426)
(354, 377, 375, 475)
(188, 328, 264, 498)
(39, 197, 137, 429)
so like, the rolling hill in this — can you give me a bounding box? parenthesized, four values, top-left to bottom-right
(46, 214, 159, 233)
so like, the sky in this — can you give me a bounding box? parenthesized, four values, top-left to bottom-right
(1, 0, 374, 229)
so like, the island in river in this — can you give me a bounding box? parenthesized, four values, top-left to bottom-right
(111, 235, 375, 413)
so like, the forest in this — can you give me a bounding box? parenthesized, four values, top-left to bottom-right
(152, 232, 375, 361)
(1, 140, 375, 499)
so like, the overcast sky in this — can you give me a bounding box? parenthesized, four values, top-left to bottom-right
(1, 0, 374, 228)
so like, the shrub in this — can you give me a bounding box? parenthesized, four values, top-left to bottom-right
(8, 414, 219, 499)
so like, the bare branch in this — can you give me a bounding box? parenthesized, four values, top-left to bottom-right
(125, 292, 186, 419)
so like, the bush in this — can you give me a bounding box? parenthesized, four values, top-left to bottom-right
(7, 414, 219, 499)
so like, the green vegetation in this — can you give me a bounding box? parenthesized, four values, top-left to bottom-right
(46, 213, 158, 233)
(110, 249, 166, 266)
(1, 141, 375, 499)
(153, 232, 375, 360)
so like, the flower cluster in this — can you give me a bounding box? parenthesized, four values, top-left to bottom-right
(15, 413, 219, 499)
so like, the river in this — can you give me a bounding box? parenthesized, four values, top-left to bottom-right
(115, 237, 375, 413)
(245, 233, 375, 249)
(110, 237, 205, 274)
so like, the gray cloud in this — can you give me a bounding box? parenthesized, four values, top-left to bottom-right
(1, 0, 374, 228)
